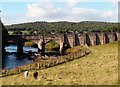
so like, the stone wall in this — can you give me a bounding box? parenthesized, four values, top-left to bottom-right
(7, 32, 119, 54)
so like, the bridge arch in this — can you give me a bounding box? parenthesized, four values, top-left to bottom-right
(31, 43, 38, 48)
(45, 39, 64, 54)
(45, 40, 60, 56)
(7, 35, 26, 54)
(95, 34, 101, 45)
(104, 33, 109, 43)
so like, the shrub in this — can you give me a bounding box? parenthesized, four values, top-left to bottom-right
(65, 46, 83, 54)
(24, 41, 36, 46)
(45, 41, 59, 51)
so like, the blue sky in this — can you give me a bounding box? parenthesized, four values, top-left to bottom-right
(1, 0, 119, 25)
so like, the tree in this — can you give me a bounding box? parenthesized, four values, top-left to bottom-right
(5, 21, 119, 34)
(2, 21, 8, 53)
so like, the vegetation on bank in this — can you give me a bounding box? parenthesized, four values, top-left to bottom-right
(65, 45, 86, 54)
(24, 41, 36, 47)
(6, 21, 119, 35)
(2, 45, 90, 77)
(24, 41, 60, 50)
(45, 41, 60, 51)
(2, 41, 118, 85)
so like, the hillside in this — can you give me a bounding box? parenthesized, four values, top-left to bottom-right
(5, 21, 119, 35)
(2, 41, 118, 85)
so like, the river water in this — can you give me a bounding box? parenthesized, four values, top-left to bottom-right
(2, 45, 38, 70)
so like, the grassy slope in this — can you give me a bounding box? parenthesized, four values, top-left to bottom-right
(2, 41, 118, 85)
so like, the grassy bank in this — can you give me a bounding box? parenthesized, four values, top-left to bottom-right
(2, 45, 89, 77)
(2, 41, 118, 85)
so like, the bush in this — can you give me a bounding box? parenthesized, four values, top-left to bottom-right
(24, 41, 36, 46)
(45, 41, 59, 51)
(65, 46, 83, 54)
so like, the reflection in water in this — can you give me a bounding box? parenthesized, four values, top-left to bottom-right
(3, 45, 38, 70)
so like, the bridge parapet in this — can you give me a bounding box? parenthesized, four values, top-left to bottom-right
(43, 34, 64, 44)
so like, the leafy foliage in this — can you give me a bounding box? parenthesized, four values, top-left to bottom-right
(24, 41, 36, 47)
(5, 21, 119, 35)
(45, 41, 60, 51)
(2, 22, 8, 53)
(65, 46, 83, 54)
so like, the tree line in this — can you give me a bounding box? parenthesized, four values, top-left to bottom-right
(5, 21, 119, 35)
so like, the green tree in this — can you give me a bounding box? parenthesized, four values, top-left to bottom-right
(2, 21, 8, 53)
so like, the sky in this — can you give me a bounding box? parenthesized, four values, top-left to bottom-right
(0, 0, 119, 25)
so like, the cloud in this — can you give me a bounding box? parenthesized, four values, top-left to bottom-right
(106, 0, 119, 2)
(68, 7, 117, 22)
(66, 0, 80, 7)
(26, 2, 54, 18)
(0, 0, 119, 3)
(25, 2, 67, 20)
(2, 13, 30, 25)
(25, 2, 117, 22)
(2, 2, 118, 25)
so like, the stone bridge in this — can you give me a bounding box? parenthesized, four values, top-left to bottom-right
(7, 32, 120, 55)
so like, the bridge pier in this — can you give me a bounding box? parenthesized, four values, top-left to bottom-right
(16, 36, 24, 54)
(17, 42, 23, 54)
(77, 34, 86, 46)
(86, 33, 96, 46)
(38, 37, 45, 56)
(2, 46, 6, 54)
(66, 34, 74, 48)
(113, 33, 118, 41)
(59, 42, 64, 54)
(117, 32, 120, 40)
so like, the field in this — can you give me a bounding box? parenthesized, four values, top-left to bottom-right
(2, 41, 118, 85)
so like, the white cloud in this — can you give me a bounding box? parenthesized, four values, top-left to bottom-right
(25, 2, 117, 22)
(0, 0, 119, 2)
(67, 0, 80, 7)
(106, 0, 119, 2)
(70, 7, 117, 22)
(26, 2, 54, 18)
(25, 2, 68, 20)
(2, 2, 118, 25)
(2, 13, 29, 25)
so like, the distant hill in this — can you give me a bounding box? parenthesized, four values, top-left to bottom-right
(5, 21, 119, 35)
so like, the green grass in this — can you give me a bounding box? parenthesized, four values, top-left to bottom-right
(8, 30, 29, 35)
(2, 41, 118, 85)
(21, 30, 29, 35)
(24, 41, 36, 46)
(8, 31, 14, 35)
(45, 41, 59, 51)
(65, 45, 85, 54)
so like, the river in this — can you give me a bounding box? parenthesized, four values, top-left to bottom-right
(2, 45, 38, 70)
